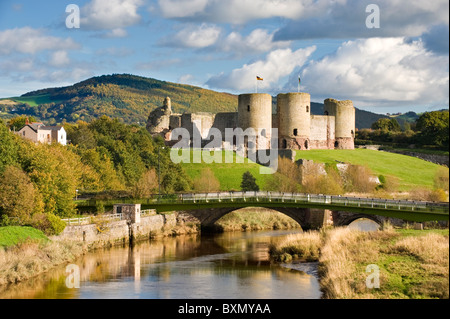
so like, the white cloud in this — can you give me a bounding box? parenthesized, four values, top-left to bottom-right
(161, 23, 221, 48)
(219, 29, 291, 56)
(49, 50, 70, 67)
(158, 0, 209, 19)
(158, 0, 314, 24)
(274, 0, 449, 41)
(81, 0, 143, 31)
(0, 27, 79, 55)
(297, 38, 449, 108)
(206, 46, 316, 92)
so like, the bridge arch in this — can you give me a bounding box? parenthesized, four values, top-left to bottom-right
(178, 206, 328, 231)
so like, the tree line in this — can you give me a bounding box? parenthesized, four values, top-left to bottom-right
(357, 110, 449, 150)
(0, 116, 191, 235)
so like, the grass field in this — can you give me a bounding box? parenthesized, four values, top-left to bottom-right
(9, 94, 63, 107)
(270, 227, 449, 299)
(294, 149, 446, 191)
(180, 149, 446, 192)
(0, 226, 49, 247)
(180, 150, 273, 191)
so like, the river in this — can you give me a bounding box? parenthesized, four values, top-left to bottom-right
(0, 229, 323, 299)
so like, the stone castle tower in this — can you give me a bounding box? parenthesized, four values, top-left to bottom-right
(146, 93, 355, 151)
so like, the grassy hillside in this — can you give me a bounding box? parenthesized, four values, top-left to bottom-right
(179, 149, 445, 192)
(0, 226, 49, 247)
(180, 150, 273, 191)
(294, 149, 446, 191)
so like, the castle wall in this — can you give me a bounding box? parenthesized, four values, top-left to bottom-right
(212, 112, 238, 134)
(309, 115, 335, 149)
(147, 94, 355, 151)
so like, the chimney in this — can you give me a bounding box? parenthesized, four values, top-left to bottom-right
(25, 117, 29, 125)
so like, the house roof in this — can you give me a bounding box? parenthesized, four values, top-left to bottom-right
(40, 126, 63, 131)
(20, 123, 64, 133)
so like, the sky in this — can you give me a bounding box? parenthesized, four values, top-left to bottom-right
(0, 0, 448, 114)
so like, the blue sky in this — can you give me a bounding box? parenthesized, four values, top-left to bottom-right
(0, 0, 448, 114)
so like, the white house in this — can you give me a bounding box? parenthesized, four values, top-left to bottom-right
(16, 121, 67, 146)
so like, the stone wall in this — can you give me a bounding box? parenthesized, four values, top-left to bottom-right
(54, 212, 199, 248)
(310, 115, 335, 149)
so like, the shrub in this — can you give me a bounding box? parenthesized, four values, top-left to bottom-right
(30, 213, 66, 236)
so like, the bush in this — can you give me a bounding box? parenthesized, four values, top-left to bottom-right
(30, 213, 66, 236)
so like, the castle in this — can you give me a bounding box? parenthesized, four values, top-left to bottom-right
(146, 93, 355, 151)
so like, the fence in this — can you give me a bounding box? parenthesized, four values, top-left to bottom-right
(62, 210, 157, 225)
(175, 191, 449, 214)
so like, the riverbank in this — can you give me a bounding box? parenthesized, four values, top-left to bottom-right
(269, 227, 449, 299)
(0, 208, 299, 287)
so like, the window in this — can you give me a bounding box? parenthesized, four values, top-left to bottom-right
(293, 129, 298, 136)
(306, 105, 309, 112)
(324, 111, 329, 115)
(247, 105, 250, 112)
(282, 139, 287, 149)
(261, 129, 266, 137)
(304, 140, 309, 149)
(23, 131, 25, 136)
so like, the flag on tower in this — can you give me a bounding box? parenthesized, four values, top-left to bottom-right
(298, 75, 301, 85)
(256, 76, 263, 81)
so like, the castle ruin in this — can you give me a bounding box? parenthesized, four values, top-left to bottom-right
(146, 93, 355, 151)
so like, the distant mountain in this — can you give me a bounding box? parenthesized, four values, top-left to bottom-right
(1, 73, 387, 128)
(3, 74, 238, 124)
(309, 102, 388, 130)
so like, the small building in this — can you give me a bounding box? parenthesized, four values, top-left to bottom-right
(15, 121, 67, 146)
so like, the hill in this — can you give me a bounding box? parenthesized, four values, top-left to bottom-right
(309, 102, 388, 130)
(1, 73, 387, 128)
(1, 74, 238, 125)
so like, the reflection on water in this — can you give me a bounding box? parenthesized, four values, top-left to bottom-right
(1, 230, 322, 299)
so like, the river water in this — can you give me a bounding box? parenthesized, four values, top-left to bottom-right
(0, 229, 323, 299)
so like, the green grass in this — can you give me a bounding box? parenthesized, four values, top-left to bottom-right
(294, 149, 446, 191)
(180, 150, 273, 191)
(180, 149, 446, 192)
(0, 226, 49, 247)
(10, 94, 63, 107)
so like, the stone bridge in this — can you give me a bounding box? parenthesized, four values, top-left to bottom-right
(77, 192, 449, 230)
(177, 207, 406, 231)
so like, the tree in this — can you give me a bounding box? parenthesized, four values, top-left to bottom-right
(0, 122, 20, 173)
(133, 169, 159, 198)
(7, 115, 38, 131)
(241, 171, 259, 192)
(193, 168, 221, 192)
(371, 118, 401, 132)
(416, 111, 449, 149)
(0, 166, 39, 224)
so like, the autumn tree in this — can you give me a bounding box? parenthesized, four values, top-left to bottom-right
(133, 169, 159, 198)
(0, 166, 39, 224)
(193, 168, 221, 193)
